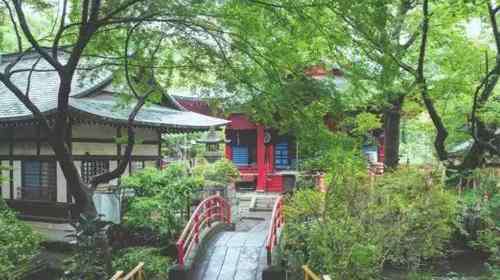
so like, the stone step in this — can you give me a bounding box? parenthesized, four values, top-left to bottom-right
(250, 196, 277, 212)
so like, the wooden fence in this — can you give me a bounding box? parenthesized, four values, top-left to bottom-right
(110, 262, 145, 280)
(302, 265, 331, 280)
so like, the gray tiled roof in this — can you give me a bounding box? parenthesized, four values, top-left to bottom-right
(0, 54, 228, 128)
(70, 98, 228, 128)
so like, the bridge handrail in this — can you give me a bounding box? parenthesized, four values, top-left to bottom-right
(265, 195, 284, 266)
(176, 195, 231, 267)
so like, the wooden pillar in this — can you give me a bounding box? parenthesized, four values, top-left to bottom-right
(266, 144, 274, 172)
(378, 135, 385, 163)
(225, 130, 232, 160)
(256, 125, 266, 191)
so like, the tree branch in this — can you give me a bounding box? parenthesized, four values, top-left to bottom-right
(89, 95, 149, 189)
(415, 0, 449, 161)
(2, 0, 22, 52)
(52, 0, 68, 59)
(11, 0, 63, 72)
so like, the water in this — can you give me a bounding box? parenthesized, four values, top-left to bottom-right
(382, 250, 493, 279)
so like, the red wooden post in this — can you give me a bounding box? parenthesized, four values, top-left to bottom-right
(228, 200, 231, 224)
(206, 200, 212, 227)
(177, 240, 185, 267)
(256, 125, 266, 191)
(266, 144, 274, 172)
(225, 143, 232, 160)
(194, 213, 200, 243)
(378, 135, 385, 163)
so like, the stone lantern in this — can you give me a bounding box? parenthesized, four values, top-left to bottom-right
(197, 127, 226, 162)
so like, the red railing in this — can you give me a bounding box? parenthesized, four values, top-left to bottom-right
(176, 195, 231, 268)
(266, 195, 284, 266)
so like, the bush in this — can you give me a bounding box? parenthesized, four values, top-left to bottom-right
(121, 163, 203, 241)
(369, 168, 457, 267)
(456, 169, 500, 263)
(121, 162, 191, 197)
(112, 247, 171, 280)
(193, 159, 239, 187)
(0, 205, 41, 279)
(281, 168, 457, 279)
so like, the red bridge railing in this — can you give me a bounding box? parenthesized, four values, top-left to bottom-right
(266, 195, 284, 266)
(176, 195, 231, 267)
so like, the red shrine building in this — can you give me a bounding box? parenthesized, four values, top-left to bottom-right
(224, 114, 297, 192)
(172, 65, 385, 193)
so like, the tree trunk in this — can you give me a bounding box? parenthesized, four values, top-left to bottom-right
(383, 95, 404, 169)
(48, 135, 97, 218)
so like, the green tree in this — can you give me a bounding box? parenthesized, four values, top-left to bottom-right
(0, 0, 284, 216)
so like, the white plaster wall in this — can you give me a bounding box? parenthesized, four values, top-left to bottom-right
(56, 162, 67, 203)
(73, 143, 116, 156)
(40, 142, 54, 155)
(121, 127, 158, 142)
(138, 128, 158, 142)
(73, 123, 116, 139)
(12, 161, 21, 199)
(13, 142, 37, 155)
(1, 161, 10, 199)
(123, 164, 130, 177)
(144, 161, 157, 169)
(131, 144, 158, 156)
(109, 161, 118, 186)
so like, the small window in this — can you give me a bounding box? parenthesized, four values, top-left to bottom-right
(130, 161, 145, 174)
(21, 161, 57, 201)
(81, 160, 109, 184)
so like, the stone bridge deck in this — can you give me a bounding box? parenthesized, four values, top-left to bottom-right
(192, 212, 271, 280)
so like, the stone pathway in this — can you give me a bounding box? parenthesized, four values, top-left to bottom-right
(192, 212, 271, 280)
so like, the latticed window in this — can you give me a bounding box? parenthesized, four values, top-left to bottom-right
(81, 160, 109, 184)
(21, 161, 57, 201)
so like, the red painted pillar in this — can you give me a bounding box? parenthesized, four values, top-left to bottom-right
(225, 143, 232, 160)
(256, 125, 266, 191)
(225, 129, 232, 160)
(266, 144, 274, 172)
(378, 135, 385, 163)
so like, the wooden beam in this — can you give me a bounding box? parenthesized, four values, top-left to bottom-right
(0, 155, 161, 161)
(8, 127, 14, 199)
(157, 130, 162, 168)
(0, 137, 159, 145)
(36, 123, 41, 156)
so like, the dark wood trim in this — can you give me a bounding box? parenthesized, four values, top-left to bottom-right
(5, 199, 77, 223)
(67, 119, 73, 203)
(0, 155, 161, 161)
(72, 138, 160, 145)
(157, 130, 162, 168)
(9, 127, 14, 200)
(117, 128, 122, 185)
(0, 137, 160, 145)
(67, 119, 73, 152)
(116, 128, 122, 156)
(36, 124, 41, 156)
